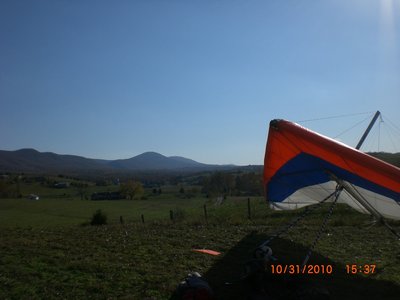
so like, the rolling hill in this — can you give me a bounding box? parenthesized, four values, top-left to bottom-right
(0, 149, 236, 173)
(109, 151, 209, 170)
(0, 149, 110, 173)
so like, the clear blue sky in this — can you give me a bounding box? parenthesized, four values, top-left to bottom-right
(1, 0, 399, 165)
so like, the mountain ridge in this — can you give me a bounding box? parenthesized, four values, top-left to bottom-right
(0, 149, 238, 173)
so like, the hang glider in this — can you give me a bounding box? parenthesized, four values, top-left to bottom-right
(263, 119, 400, 220)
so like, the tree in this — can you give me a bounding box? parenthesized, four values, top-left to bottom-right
(201, 172, 235, 197)
(75, 182, 88, 200)
(235, 172, 263, 196)
(0, 179, 15, 198)
(120, 180, 144, 200)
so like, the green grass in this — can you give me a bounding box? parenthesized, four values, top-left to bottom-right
(0, 196, 215, 227)
(1, 186, 400, 299)
(1, 222, 399, 299)
(0, 195, 300, 228)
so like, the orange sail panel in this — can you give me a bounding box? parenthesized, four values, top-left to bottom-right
(263, 119, 400, 220)
(192, 249, 221, 256)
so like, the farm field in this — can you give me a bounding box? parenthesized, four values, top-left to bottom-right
(1, 181, 400, 299)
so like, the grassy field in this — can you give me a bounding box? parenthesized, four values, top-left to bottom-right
(0, 195, 275, 228)
(1, 181, 400, 299)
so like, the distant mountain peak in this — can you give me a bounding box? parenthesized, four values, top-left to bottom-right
(111, 151, 199, 170)
(135, 151, 167, 158)
(16, 148, 40, 153)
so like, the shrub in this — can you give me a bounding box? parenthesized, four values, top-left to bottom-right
(90, 209, 107, 225)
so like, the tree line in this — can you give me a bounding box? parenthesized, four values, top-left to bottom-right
(0, 171, 263, 199)
(201, 172, 263, 197)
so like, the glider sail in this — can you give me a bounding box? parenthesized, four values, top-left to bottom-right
(263, 119, 400, 220)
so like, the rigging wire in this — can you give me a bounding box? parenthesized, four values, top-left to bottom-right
(366, 113, 400, 153)
(325, 112, 400, 153)
(301, 185, 342, 267)
(383, 121, 399, 152)
(363, 125, 379, 152)
(296, 111, 374, 123)
(378, 115, 382, 151)
(333, 114, 373, 139)
(294, 112, 400, 153)
(384, 115, 400, 136)
(381, 114, 400, 152)
(260, 190, 338, 247)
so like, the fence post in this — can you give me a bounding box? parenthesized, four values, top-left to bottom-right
(247, 198, 251, 220)
(203, 204, 208, 223)
(170, 210, 174, 222)
(120, 215, 124, 224)
(141, 214, 145, 224)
